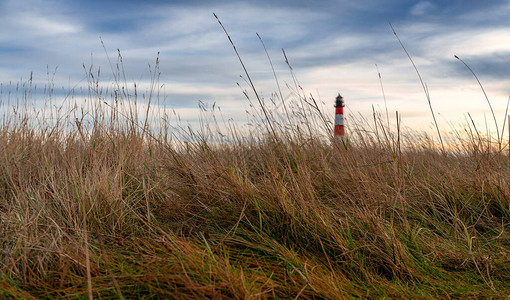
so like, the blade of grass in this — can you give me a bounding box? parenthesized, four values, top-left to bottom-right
(213, 13, 278, 141)
(455, 55, 500, 150)
(390, 23, 444, 154)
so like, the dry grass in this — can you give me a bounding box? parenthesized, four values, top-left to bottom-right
(1, 55, 510, 299)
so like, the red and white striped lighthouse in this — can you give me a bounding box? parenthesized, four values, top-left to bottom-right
(334, 93, 345, 137)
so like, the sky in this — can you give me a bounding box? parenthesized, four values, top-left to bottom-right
(0, 0, 509, 137)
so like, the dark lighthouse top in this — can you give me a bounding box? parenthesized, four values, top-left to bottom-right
(335, 94, 344, 107)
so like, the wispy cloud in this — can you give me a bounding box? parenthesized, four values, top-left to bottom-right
(410, 1, 434, 16)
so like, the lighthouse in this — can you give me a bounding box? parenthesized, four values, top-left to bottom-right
(334, 94, 345, 137)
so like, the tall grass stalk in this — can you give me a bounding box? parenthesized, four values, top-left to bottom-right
(256, 33, 292, 125)
(455, 55, 501, 150)
(213, 13, 278, 141)
(375, 64, 390, 129)
(390, 23, 445, 153)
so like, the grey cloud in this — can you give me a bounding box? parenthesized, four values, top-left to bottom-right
(450, 52, 510, 80)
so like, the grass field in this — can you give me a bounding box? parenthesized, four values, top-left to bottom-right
(1, 53, 510, 299)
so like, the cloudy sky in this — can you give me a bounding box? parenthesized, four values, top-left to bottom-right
(0, 0, 508, 136)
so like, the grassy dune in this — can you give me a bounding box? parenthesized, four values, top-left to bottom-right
(1, 45, 510, 298)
